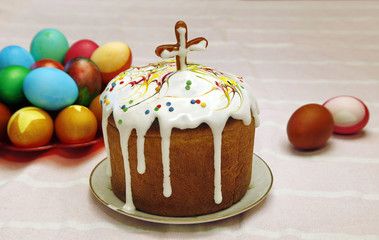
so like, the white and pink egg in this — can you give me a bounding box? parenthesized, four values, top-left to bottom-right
(323, 96, 369, 135)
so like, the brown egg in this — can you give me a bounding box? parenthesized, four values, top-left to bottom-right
(287, 104, 334, 150)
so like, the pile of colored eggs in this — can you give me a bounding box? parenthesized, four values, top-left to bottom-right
(0, 28, 133, 148)
(287, 96, 369, 150)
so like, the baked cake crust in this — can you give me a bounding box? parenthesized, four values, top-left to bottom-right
(108, 114, 255, 216)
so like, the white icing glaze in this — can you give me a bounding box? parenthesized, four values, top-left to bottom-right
(100, 60, 259, 212)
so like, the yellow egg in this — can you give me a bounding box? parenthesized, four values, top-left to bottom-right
(55, 105, 97, 144)
(7, 107, 54, 147)
(90, 41, 132, 84)
(89, 94, 102, 131)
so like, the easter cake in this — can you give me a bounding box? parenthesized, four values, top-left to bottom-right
(100, 21, 260, 217)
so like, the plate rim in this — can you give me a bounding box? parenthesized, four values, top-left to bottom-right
(89, 153, 273, 224)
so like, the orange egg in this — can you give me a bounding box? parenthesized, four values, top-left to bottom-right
(90, 42, 132, 85)
(287, 104, 334, 150)
(55, 105, 97, 144)
(0, 103, 12, 141)
(89, 94, 102, 131)
(7, 107, 54, 147)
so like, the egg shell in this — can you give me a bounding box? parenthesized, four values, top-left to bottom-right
(55, 105, 97, 144)
(30, 28, 69, 63)
(89, 94, 102, 131)
(0, 102, 12, 141)
(64, 39, 99, 64)
(64, 57, 102, 106)
(0, 65, 30, 105)
(287, 104, 334, 150)
(0, 45, 35, 70)
(7, 106, 54, 147)
(23, 67, 78, 111)
(30, 59, 64, 70)
(323, 96, 369, 134)
(90, 41, 132, 85)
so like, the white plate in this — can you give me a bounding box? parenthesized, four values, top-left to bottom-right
(89, 154, 273, 224)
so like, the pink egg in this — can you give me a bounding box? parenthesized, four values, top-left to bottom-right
(323, 96, 369, 134)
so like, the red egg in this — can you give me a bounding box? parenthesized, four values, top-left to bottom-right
(64, 39, 99, 65)
(323, 96, 369, 134)
(287, 104, 334, 150)
(0, 102, 12, 141)
(64, 57, 102, 106)
(29, 59, 64, 70)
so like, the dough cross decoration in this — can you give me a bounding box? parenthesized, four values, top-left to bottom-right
(155, 21, 208, 71)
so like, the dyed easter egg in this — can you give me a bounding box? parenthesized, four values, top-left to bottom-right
(90, 41, 132, 84)
(323, 96, 369, 134)
(30, 59, 64, 70)
(0, 45, 35, 70)
(89, 94, 102, 131)
(7, 107, 54, 147)
(64, 57, 102, 106)
(0, 65, 30, 105)
(64, 39, 99, 64)
(55, 105, 98, 144)
(30, 28, 69, 63)
(287, 104, 334, 150)
(23, 67, 78, 111)
(0, 102, 12, 141)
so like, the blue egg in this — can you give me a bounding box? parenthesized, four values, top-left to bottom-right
(0, 45, 35, 70)
(23, 67, 78, 111)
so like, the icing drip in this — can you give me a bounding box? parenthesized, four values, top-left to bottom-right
(100, 61, 259, 212)
(211, 127, 223, 204)
(160, 126, 173, 198)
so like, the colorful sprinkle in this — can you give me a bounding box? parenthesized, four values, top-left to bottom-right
(129, 100, 133, 104)
(120, 81, 124, 84)
(155, 86, 160, 91)
(100, 100, 103, 105)
(157, 104, 162, 108)
(110, 88, 114, 92)
(185, 80, 192, 90)
(118, 119, 123, 124)
(201, 102, 206, 107)
(145, 110, 150, 115)
(169, 107, 174, 112)
(190, 99, 196, 104)
(121, 105, 126, 109)
(195, 99, 201, 104)
(241, 85, 244, 89)
(166, 102, 171, 106)
(105, 100, 110, 105)
(123, 107, 128, 112)
(112, 82, 116, 88)
(154, 107, 159, 111)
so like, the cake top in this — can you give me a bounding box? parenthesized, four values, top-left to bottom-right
(100, 60, 259, 130)
(100, 20, 259, 131)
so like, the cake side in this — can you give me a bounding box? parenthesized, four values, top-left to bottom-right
(108, 114, 255, 216)
(100, 60, 260, 214)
